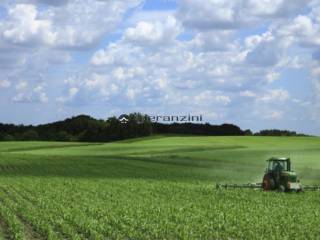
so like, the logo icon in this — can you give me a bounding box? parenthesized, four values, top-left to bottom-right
(118, 114, 129, 124)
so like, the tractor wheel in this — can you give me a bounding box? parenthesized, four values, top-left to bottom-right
(262, 174, 274, 191)
(278, 185, 286, 192)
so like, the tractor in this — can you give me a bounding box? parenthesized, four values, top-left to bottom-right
(262, 157, 302, 192)
(216, 157, 320, 192)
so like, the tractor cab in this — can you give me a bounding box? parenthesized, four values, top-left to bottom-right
(262, 157, 302, 192)
(266, 157, 290, 172)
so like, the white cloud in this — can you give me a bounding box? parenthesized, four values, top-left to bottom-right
(177, 0, 310, 30)
(57, 87, 78, 103)
(177, 0, 241, 30)
(245, 31, 274, 49)
(240, 90, 256, 98)
(195, 90, 231, 105)
(244, 0, 310, 18)
(84, 73, 119, 98)
(127, 10, 175, 25)
(1, 1, 143, 49)
(3, 4, 56, 46)
(263, 110, 284, 120)
(0, 0, 70, 6)
(191, 30, 236, 52)
(155, 78, 168, 89)
(257, 89, 290, 103)
(33, 85, 48, 103)
(12, 92, 31, 102)
(275, 15, 320, 48)
(84, 73, 108, 90)
(266, 71, 281, 83)
(112, 66, 146, 81)
(15, 81, 28, 90)
(246, 36, 286, 67)
(69, 88, 78, 98)
(208, 65, 230, 77)
(123, 16, 181, 47)
(90, 43, 144, 66)
(126, 88, 138, 100)
(277, 15, 314, 38)
(0, 80, 11, 88)
(12, 83, 48, 103)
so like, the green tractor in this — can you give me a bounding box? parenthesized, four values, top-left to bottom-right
(262, 157, 302, 192)
(216, 157, 320, 192)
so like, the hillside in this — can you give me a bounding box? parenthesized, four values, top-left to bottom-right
(0, 136, 319, 239)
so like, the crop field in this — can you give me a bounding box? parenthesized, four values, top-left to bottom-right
(0, 136, 319, 239)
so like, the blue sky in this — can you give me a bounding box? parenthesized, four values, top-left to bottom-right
(0, 0, 319, 134)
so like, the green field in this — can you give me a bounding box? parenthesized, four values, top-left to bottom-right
(0, 136, 319, 239)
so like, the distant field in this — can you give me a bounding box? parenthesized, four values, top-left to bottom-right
(0, 136, 319, 239)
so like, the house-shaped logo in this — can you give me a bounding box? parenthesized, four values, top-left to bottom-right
(118, 114, 129, 124)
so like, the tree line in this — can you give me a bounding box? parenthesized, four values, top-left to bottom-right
(253, 129, 307, 136)
(0, 113, 308, 142)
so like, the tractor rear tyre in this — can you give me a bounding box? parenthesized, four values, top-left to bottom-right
(263, 174, 275, 191)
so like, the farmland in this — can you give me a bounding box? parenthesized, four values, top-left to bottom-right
(0, 136, 319, 239)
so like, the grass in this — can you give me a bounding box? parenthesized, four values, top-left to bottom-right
(0, 136, 319, 239)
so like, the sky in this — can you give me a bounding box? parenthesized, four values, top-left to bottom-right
(0, 0, 320, 134)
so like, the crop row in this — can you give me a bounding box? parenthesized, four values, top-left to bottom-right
(0, 178, 319, 240)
